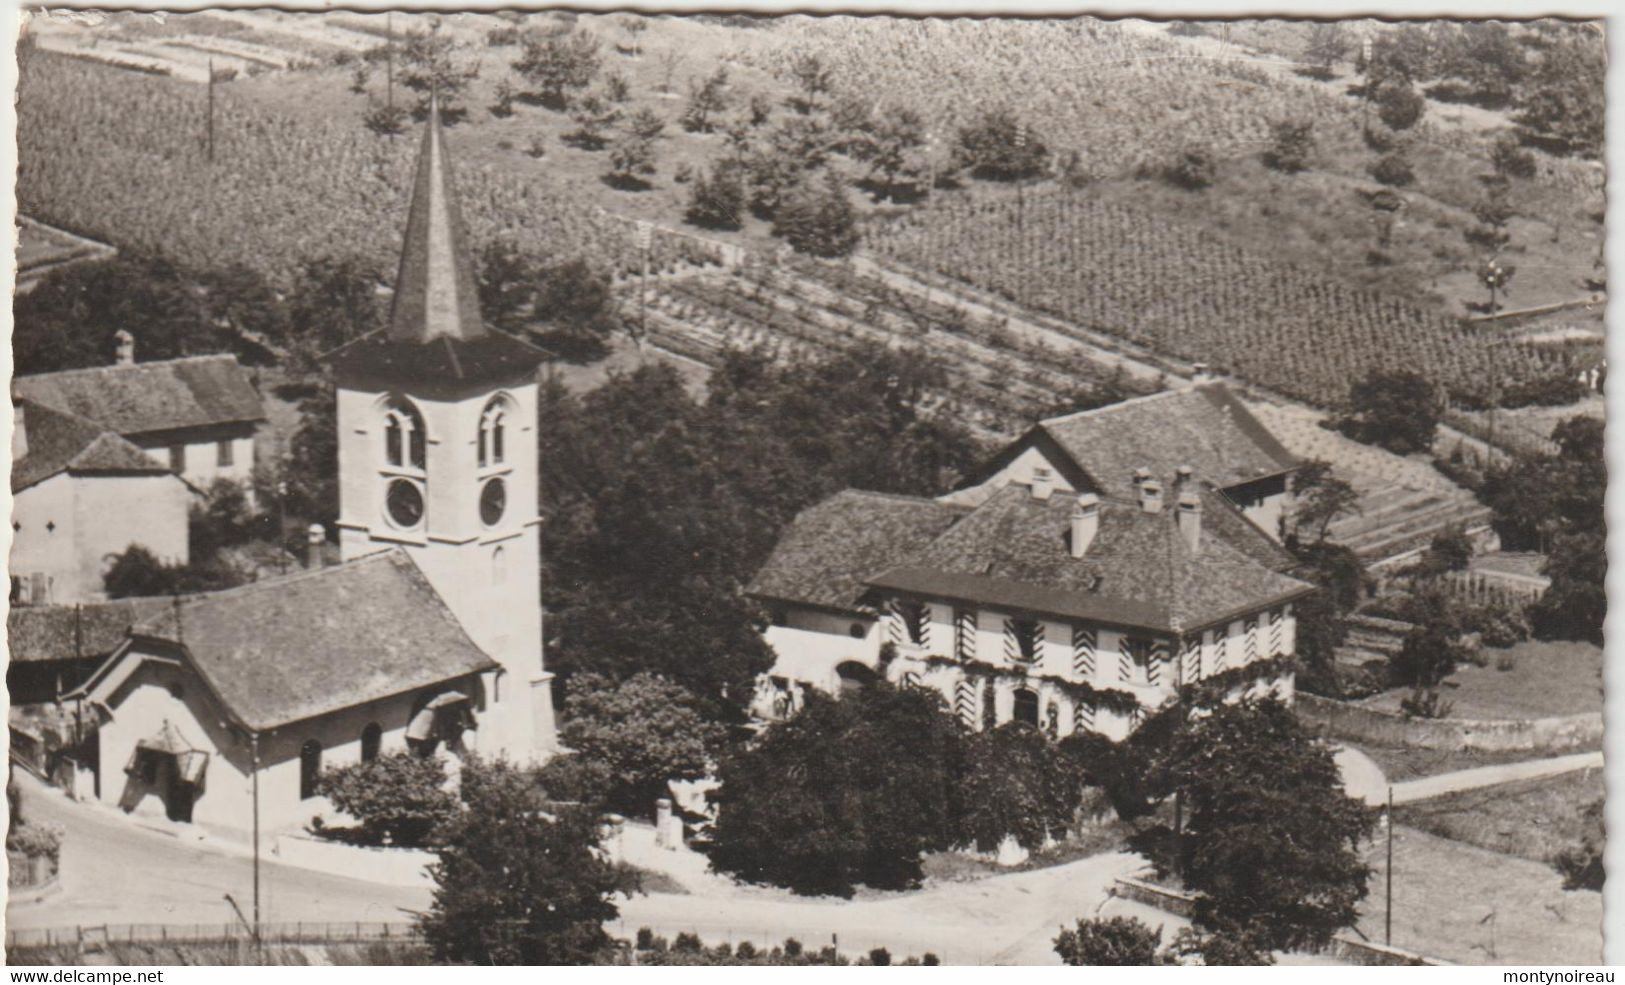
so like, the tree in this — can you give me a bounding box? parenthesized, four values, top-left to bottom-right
(1302, 23, 1348, 79)
(1411, 524, 1474, 577)
(559, 673, 725, 817)
(420, 758, 621, 965)
(954, 107, 1047, 181)
(283, 254, 387, 377)
(1334, 369, 1440, 455)
(853, 103, 929, 201)
(786, 53, 835, 114)
(606, 131, 657, 188)
(1262, 120, 1315, 173)
(681, 66, 730, 134)
(1054, 917, 1165, 966)
(102, 544, 249, 598)
(284, 386, 340, 525)
(189, 478, 265, 560)
(1467, 177, 1515, 253)
(318, 752, 460, 848)
(1133, 699, 1377, 952)
(1514, 32, 1604, 158)
(1490, 134, 1537, 181)
(1477, 256, 1517, 313)
(957, 723, 1081, 852)
(1291, 460, 1361, 543)
(566, 92, 621, 150)
(512, 28, 601, 109)
(394, 20, 482, 121)
(533, 257, 620, 353)
(771, 172, 860, 258)
(1374, 81, 1426, 131)
(1365, 25, 1435, 91)
(684, 163, 746, 230)
(1390, 624, 1458, 688)
(708, 685, 966, 896)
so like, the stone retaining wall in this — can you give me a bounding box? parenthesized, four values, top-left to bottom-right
(1295, 694, 1602, 753)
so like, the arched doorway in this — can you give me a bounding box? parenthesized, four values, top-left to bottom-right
(835, 661, 877, 697)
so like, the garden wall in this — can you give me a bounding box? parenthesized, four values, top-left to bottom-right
(1295, 694, 1602, 753)
(272, 833, 436, 888)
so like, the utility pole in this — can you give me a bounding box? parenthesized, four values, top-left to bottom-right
(250, 731, 262, 961)
(635, 220, 652, 349)
(1385, 785, 1394, 946)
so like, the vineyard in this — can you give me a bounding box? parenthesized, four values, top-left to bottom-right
(16, 51, 723, 289)
(866, 184, 1600, 410)
(634, 259, 1159, 436)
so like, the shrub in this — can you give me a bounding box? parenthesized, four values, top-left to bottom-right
(1369, 152, 1415, 187)
(1054, 916, 1164, 966)
(1553, 798, 1603, 891)
(868, 947, 891, 966)
(1263, 120, 1315, 173)
(685, 164, 745, 230)
(1390, 625, 1458, 688)
(318, 752, 460, 848)
(1399, 686, 1454, 720)
(1375, 82, 1426, 131)
(771, 172, 860, 258)
(1164, 145, 1216, 190)
(957, 723, 1082, 852)
(6, 820, 63, 863)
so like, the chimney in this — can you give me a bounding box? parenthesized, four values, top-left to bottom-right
(1191, 362, 1212, 383)
(1030, 467, 1054, 501)
(305, 523, 326, 571)
(12, 404, 26, 461)
(1132, 466, 1152, 492)
(1177, 492, 1203, 551)
(1070, 493, 1100, 558)
(114, 330, 135, 366)
(1139, 479, 1163, 514)
(1175, 464, 1194, 495)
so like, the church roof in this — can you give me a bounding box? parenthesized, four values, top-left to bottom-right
(11, 400, 177, 493)
(327, 97, 548, 387)
(996, 383, 1298, 502)
(12, 354, 265, 439)
(109, 550, 498, 732)
(389, 98, 486, 345)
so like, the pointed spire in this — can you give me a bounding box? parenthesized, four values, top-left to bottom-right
(388, 96, 487, 344)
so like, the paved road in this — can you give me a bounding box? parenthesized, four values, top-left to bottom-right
(1390, 750, 1603, 806)
(7, 771, 430, 932)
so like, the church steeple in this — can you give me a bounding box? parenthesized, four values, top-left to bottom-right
(389, 97, 486, 344)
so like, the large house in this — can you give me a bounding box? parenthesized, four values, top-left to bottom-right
(748, 382, 1314, 739)
(13, 344, 265, 495)
(56, 99, 558, 833)
(10, 399, 192, 605)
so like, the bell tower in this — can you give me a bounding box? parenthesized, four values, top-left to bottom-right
(327, 99, 555, 760)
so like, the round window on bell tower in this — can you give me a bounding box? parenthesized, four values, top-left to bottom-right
(386, 478, 425, 529)
(480, 477, 507, 527)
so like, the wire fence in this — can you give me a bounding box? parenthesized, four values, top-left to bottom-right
(5, 921, 423, 949)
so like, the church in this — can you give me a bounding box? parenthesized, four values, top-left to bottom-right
(64, 101, 557, 833)
(748, 383, 1316, 740)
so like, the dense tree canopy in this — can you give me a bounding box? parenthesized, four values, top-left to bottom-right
(1334, 369, 1441, 456)
(558, 672, 725, 817)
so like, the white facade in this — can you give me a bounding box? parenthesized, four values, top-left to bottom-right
(10, 471, 190, 604)
(335, 379, 554, 761)
(127, 425, 257, 495)
(762, 597, 1297, 741)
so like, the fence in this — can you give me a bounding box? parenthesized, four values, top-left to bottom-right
(4, 922, 423, 950)
(1440, 569, 1548, 604)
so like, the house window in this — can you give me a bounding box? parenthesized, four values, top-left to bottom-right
(216, 439, 234, 467)
(168, 444, 187, 473)
(1007, 617, 1043, 662)
(383, 398, 427, 470)
(479, 398, 508, 468)
(1012, 687, 1040, 728)
(299, 739, 323, 800)
(360, 724, 381, 763)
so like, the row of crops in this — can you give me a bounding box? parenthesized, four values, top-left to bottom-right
(17, 52, 722, 289)
(636, 261, 1158, 436)
(865, 185, 1597, 410)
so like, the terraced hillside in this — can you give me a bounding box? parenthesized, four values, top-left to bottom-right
(636, 260, 1160, 437)
(1246, 400, 1493, 564)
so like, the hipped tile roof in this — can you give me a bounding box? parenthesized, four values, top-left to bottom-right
(11, 400, 177, 493)
(6, 597, 173, 664)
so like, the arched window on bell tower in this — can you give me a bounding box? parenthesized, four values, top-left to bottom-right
(383, 398, 427, 471)
(478, 397, 509, 469)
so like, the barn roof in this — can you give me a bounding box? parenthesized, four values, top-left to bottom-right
(1031, 383, 1297, 500)
(12, 354, 265, 438)
(109, 550, 498, 732)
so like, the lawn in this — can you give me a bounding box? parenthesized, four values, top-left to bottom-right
(1359, 638, 1603, 720)
(1394, 767, 1601, 865)
(1357, 824, 1600, 965)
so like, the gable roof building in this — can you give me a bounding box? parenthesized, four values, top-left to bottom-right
(13, 354, 265, 440)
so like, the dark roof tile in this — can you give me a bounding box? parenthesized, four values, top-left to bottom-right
(6, 597, 173, 664)
(13, 354, 265, 437)
(11, 400, 174, 493)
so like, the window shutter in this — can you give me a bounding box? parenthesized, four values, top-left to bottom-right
(1073, 699, 1095, 734)
(955, 607, 977, 660)
(1244, 616, 1260, 663)
(1213, 628, 1229, 672)
(955, 678, 979, 729)
(1181, 635, 1201, 684)
(1268, 607, 1285, 656)
(1072, 624, 1097, 678)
